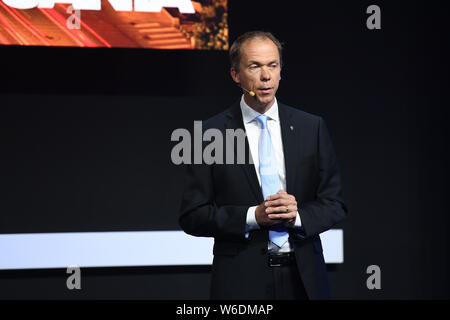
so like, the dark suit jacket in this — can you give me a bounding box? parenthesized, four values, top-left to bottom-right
(179, 101, 347, 299)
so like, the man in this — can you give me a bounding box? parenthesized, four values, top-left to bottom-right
(179, 31, 347, 299)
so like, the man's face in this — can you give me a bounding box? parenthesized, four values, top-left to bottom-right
(231, 38, 281, 111)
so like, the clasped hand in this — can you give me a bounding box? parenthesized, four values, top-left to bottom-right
(255, 190, 297, 227)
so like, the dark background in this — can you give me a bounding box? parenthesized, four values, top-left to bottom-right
(0, 0, 449, 299)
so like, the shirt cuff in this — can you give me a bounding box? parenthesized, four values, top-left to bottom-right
(245, 206, 260, 238)
(291, 210, 306, 239)
(293, 211, 302, 228)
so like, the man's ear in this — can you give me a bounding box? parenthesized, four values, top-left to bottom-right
(230, 68, 240, 84)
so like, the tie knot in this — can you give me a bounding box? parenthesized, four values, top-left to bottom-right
(256, 114, 268, 129)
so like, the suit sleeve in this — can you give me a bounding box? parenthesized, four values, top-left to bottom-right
(298, 117, 348, 238)
(178, 162, 248, 241)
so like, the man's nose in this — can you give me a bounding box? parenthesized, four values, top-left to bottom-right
(260, 67, 271, 81)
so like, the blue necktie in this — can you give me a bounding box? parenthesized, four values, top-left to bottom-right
(256, 114, 289, 247)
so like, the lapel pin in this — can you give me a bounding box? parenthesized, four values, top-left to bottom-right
(290, 125, 294, 131)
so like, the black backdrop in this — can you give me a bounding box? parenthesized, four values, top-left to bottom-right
(0, 0, 449, 299)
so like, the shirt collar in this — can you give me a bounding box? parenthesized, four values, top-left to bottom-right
(239, 95, 279, 124)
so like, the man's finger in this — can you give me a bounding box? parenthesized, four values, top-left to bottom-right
(266, 205, 297, 214)
(266, 194, 288, 203)
(265, 201, 284, 211)
(268, 212, 297, 220)
(265, 198, 296, 208)
(266, 194, 279, 201)
(266, 199, 283, 207)
(267, 191, 289, 200)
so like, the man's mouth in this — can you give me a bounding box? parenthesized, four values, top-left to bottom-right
(258, 87, 272, 94)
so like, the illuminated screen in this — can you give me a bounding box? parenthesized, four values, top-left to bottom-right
(0, 0, 228, 49)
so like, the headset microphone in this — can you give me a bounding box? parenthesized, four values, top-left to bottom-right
(238, 85, 256, 97)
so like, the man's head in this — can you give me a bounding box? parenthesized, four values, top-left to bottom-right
(229, 31, 283, 112)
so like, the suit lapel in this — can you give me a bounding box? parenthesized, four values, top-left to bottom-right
(278, 103, 298, 195)
(225, 102, 264, 203)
